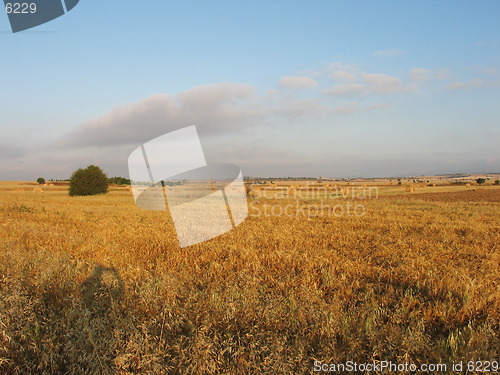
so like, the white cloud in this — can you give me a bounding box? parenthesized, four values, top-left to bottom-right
(409, 67, 453, 81)
(326, 73, 411, 96)
(324, 83, 365, 96)
(273, 98, 328, 117)
(409, 68, 433, 82)
(330, 70, 358, 82)
(447, 79, 499, 91)
(325, 64, 419, 96)
(367, 102, 391, 111)
(332, 103, 358, 115)
(326, 62, 359, 70)
(299, 70, 323, 78)
(373, 49, 403, 57)
(61, 83, 261, 148)
(433, 68, 454, 80)
(362, 73, 410, 93)
(278, 76, 318, 89)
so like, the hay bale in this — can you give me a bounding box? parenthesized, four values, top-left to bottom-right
(33, 187, 43, 193)
(404, 185, 412, 192)
(287, 187, 297, 197)
(14, 188, 24, 193)
(465, 183, 471, 187)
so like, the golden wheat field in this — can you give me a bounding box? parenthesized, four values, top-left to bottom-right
(0, 181, 499, 374)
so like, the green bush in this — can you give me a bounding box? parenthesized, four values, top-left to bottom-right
(109, 176, 131, 185)
(69, 165, 109, 196)
(36, 177, 45, 185)
(476, 178, 486, 185)
(495, 180, 499, 185)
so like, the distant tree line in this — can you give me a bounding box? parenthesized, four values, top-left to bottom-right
(39, 176, 131, 185)
(108, 176, 131, 185)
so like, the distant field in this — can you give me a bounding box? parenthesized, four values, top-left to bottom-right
(0, 181, 498, 374)
(0, 181, 129, 192)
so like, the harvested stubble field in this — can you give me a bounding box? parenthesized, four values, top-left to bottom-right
(0, 182, 498, 374)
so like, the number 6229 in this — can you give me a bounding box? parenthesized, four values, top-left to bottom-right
(5, 3, 37, 14)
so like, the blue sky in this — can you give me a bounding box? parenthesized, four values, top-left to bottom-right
(1, 0, 499, 179)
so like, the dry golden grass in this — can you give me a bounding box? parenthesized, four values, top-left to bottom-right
(0, 182, 498, 374)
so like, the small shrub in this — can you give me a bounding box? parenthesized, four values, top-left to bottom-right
(476, 178, 486, 185)
(69, 165, 109, 197)
(36, 177, 45, 185)
(495, 180, 499, 185)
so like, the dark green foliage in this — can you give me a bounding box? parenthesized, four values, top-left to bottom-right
(36, 178, 45, 185)
(109, 176, 131, 185)
(69, 165, 109, 196)
(495, 180, 499, 185)
(476, 178, 486, 185)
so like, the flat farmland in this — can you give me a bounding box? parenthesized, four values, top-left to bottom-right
(0, 181, 498, 374)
